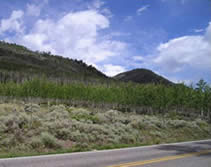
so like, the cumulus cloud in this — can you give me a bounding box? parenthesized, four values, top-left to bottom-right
(152, 22, 211, 82)
(10, 9, 126, 65)
(102, 64, 126, 76)
(0, 10, 24, 35)
(137, 5, 150, 15)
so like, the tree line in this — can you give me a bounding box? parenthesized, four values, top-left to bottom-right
(0, 78, 210, 120)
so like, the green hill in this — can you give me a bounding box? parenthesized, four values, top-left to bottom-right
(0, 41, 108, 83)
(0, 41, 176, 85)
(114, 69, 174, 85)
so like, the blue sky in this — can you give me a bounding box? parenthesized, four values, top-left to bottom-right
(0, 0, 210, 84)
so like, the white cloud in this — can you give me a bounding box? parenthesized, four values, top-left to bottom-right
(0, 10, 24, 35)
(137, 5, 150, 15)
(26, 4, 41, 17)
(205, 22, 211, 43)
(194, 29, 204, 33)
(152, 22, 211, 82)
(11, 10, 126, 65)
(102, 64, 126, 76)
(155, 36, 211, 72)
(130, 22, 211, 83)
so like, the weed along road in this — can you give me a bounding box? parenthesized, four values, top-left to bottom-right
(0, 140, 211, 167)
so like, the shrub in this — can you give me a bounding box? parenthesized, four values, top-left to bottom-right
(0, 137, 12, 147)
(96, 113, 109, 123)
(149, 131, 163, 137)
(30, 137, 43, 149)
(129, 116, 158, 130)
(24, 103, 40, 113)
(16, 112, 31, 129)
(0, 112, 31, 133)
(70, 108, 91, 115)
(195, 119, 208, 128)
(168, 120, 188, 128)
(0, 102, 211, 155)
(70, 108, 99, 123)
(49, 105, 66, 112)
(104, 110, 119, 122)
(41, 132, 61, 149)
(69, 130, 82, 141)
(0, 122, 7, 133)
(46, 108, 69, 121)
(0, 134, 18, 147)
(55, 128, 70, 140)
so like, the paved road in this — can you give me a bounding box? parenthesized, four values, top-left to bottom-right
(0, 139, 211, 167)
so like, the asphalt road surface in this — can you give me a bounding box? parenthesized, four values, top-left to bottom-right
(0, 139, 211, 167)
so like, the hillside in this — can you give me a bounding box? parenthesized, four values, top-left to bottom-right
(0, 41, 176, 86)
(114, 69, 173, 85)
(0, 103, 210, 158)
(0, 41, 108, 83)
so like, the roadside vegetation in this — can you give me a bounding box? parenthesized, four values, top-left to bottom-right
(0, 102, 210, 158)
(0, 79, 210, 121)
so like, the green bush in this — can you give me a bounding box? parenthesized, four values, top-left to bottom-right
(41, 132, 61, 149)
(55, 128, 70, 140)
(30, 137, 43, 149)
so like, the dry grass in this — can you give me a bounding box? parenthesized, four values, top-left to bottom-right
(0, 102, 210, 158)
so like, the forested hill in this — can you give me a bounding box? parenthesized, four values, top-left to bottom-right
(0, 41, 108, 83)
(0, 41, 175, 85)
(114, 69, 173, 85)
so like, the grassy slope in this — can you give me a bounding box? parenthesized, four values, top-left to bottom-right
(0, 41, 108, 83)
(0, 102, 210, 158)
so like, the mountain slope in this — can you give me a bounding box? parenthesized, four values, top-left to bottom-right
(114, 68, 173, 85)
(0, 41, 108, 83)
(0, 41, 174, 85)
